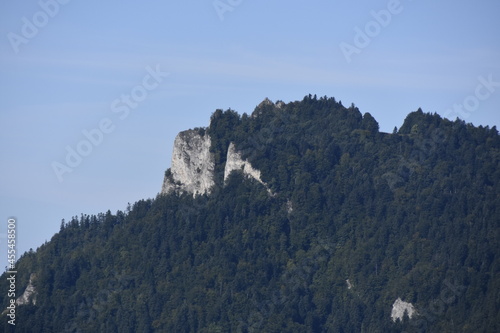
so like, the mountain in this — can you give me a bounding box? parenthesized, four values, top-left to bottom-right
(2, 95, 499, 332)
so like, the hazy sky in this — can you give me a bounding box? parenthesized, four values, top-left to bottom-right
(1, 0, 499, 270)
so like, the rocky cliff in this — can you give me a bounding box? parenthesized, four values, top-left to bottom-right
(224, 142, 270, 192)
(161, 129, 215, 196)
(16, 274, 37, 306)
(162, 132, 269, 196)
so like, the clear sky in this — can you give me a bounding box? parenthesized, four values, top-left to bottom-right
(1, 0, 499, 270)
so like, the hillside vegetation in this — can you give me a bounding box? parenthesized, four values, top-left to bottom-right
(2, 95, 499, 332)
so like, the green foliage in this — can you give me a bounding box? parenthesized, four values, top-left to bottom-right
(2, 96, 499, 332)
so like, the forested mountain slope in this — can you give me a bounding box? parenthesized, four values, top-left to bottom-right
(2, 95, 499, 332)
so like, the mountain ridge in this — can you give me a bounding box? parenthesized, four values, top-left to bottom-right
(2, 95, 499, 332)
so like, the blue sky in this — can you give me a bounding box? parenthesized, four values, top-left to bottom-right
(1, 0, 499, 270)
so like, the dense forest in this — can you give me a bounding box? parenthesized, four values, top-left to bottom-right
(2, 95, 499, 332)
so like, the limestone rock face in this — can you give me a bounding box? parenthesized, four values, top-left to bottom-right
(224, 142, 268, 189)
(391, 298, 417, 322)
(16, 274, 37, 306)
(161, 129, 215, 196)
(161, 132, 271, 197)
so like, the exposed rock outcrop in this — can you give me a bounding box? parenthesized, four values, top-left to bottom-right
(224, 142, 270, 194)
(391, 298, 416, 322)
(16, 274, 37, 306)
(161, 129, 215, 197)
(346, 279, 353, 290)
(161, 130, 272, 197)
(252, 98, 283, 117)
